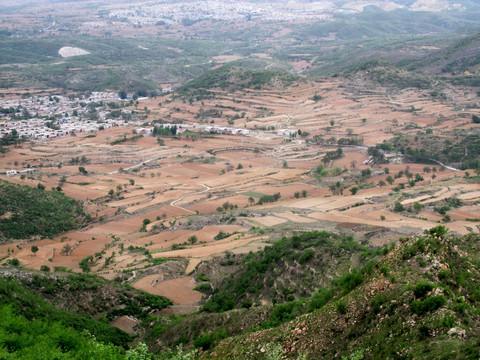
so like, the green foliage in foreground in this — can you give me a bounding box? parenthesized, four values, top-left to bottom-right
(0, 304, 128, 359)
(0, 276, 131, 348)
(0, 180, 85, 239)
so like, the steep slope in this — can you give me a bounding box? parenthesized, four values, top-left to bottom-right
(403, 32, 480, 76)
(196, 227, 480, 359)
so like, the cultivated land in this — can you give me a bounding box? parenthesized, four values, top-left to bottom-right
(1, 76, 479, 314)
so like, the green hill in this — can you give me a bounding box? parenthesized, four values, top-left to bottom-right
(176, 65, 298, 100)
(0, 180, 86, 241)
(194, 227, 480, 359)
(0, 269, 172, 359)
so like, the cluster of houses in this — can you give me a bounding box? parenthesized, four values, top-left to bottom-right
(0, 118, 128, 140)
(202, 125, 250, 136)
(5, 168, 37, 177)
(0, 92, 129, 140)
(136, 123, 252, 137)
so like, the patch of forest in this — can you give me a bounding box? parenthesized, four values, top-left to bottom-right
(0, 180, 86, 240)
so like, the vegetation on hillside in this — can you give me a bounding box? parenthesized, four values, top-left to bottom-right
(176, 65, 297, 101)
(0, 180, 86, 240)
(202, 231, 376, 312)
(384, 129, 480, 170)
(2, 270, 172, 321)
(198, 227, 480, 359)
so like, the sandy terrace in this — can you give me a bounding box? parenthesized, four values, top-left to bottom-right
(133, 276, 202, 305)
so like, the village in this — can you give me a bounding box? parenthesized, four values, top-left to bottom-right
(0, 92, 130, 140)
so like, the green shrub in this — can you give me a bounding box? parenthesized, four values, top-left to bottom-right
(336, 301, 347, 314)
(309, 288, 333, 311)
(413, 281, 435, 299)
(411, 295, 446, 315)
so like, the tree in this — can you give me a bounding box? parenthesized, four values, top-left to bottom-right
(60, 243, 73, 256)
(415, 173, 424, 182)
(394, 202, 405, 212)
(413, 202, 423, 213)
(472, 114, 480, 124)
(188, 235, 198, 245)
(350, 187, 359, 195)
(301, 190, 307, 198)
(248, 196, 255, 204)
(37, 183, 45, 190)
(118, 90, 127, 100)
(386, 176, 394, 185)
(31, 245, 39, 256)
(78, 166, 87, 175)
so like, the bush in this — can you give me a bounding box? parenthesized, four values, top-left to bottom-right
(336, 301, 347, 314)
(309, 288, 333, 311)
(394, 202, 405, 212)
(298, 249, 315, 264)
(413, 281, 434, 299)
(335, 269, 364, 294)
(411, 295, 446, 315)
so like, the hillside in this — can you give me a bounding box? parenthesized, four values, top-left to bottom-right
(195, 227, 480, 359)
(0, 268, 172, 358)
(346, 58, 435, 90)
(0, 180, 86, 241)
(177, 65, 298, 100)
(403, 32, 480, 76)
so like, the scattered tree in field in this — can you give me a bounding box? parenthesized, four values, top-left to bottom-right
(329, 181, 344, 195)
(31, 245, 38, 256)
(60, 244, 73, 256)
(413, 202, 424, 213)
(78, 166, 87, 175)
(472, 114, 480, 124)
(350, 187, 359, 195)
(188, 235, 198, 245)
(394, 202, 405, 212)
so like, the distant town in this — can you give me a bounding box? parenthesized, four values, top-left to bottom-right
(0, 92, 129, 140)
